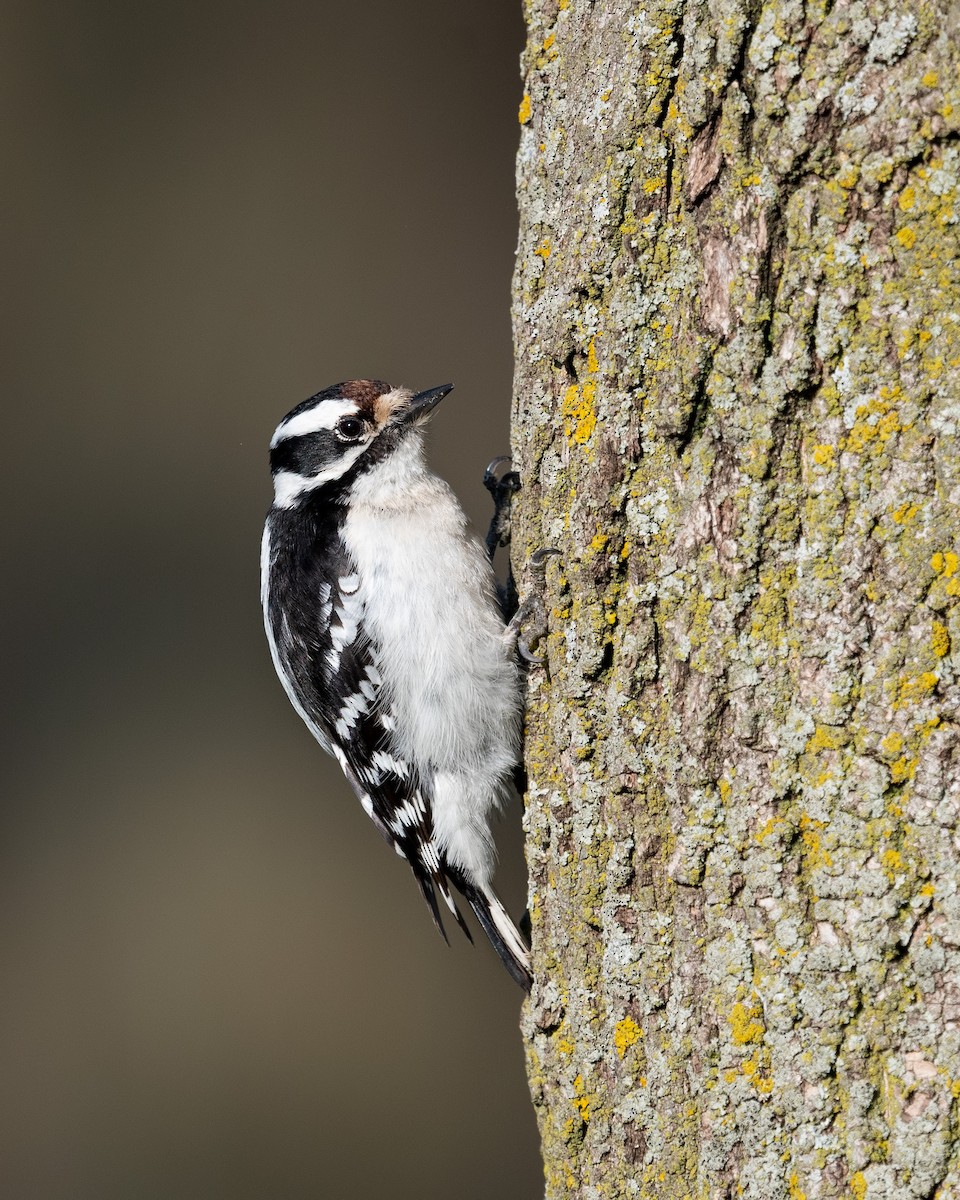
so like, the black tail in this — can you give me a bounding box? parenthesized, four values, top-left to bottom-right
(448, 868, 533, 993)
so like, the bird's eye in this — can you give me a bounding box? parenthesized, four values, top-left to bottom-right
(335, 416, 365, 442)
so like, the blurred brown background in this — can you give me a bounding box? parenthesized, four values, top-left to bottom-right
(0, 1, 542, 1196)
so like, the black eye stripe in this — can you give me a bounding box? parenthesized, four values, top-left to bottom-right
(269, 415, 405, 499)
(270, 432, 340, 477)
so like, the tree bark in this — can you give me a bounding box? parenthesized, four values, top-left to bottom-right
(511, 1, 960, 1197)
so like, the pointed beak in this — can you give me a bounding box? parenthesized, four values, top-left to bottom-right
(401, 383, 454, 424)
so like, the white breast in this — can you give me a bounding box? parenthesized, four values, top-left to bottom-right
(342, 434, 521, 884)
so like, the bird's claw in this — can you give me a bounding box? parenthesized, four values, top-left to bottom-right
(518, 637, 547, 665)
(484, 455, 521, 561)
(507, 547, 559, 667)
(530, 547, 560, 570)
(483, 456, 520, 494)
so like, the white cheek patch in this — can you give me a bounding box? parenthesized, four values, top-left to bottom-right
(272, 442, 369, 508)
(271, 399, 361, 447)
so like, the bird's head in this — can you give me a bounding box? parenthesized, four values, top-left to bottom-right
(268, 379, 452, 509)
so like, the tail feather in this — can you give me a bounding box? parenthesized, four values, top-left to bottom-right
(436, 875, 474, 943)
(410, 856, 531, 992)
(411, 862, 479, 949)
(449, 870, 532, 993)
(411, 867, 449, 944)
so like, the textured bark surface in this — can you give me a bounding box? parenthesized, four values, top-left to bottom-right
(511, 1, 960, 1197)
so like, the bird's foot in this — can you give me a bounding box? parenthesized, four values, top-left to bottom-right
(505, 548, 559, 664)
(483, 456, 521, 563)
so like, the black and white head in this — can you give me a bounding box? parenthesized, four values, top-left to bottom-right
(268, 379, 453, 509)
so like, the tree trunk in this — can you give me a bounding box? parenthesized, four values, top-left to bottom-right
(511, 1, 960, 1197)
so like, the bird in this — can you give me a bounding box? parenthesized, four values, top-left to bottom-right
(260, 379, 532, 990)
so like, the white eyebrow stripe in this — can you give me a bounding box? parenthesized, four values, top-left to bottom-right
(270, 399, 361, 447)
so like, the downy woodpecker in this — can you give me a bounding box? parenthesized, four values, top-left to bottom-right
(261, 380, 532, 990)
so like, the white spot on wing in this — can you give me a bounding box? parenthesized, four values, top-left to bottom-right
(326, 590, 364, 674)
(371, 750, 409, 779)
(334, 688, 371, 738)
(388, 795, 422, 834)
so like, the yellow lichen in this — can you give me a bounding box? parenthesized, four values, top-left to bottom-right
(800, 814, 834, 870)
(882, 848, 904, 880)
(897, 226, 917, 249)
(561, 381, 597, 447)
(756, 815, 784, 843)
(614, 1015, 642, 1058)
(806, 725, 845, 752)
(843, 392, 903, 454)
(729, 999, 765, 1045)
(571, 1074, 592, 1123)
(812, 443, 835, 466)
(889, 757, 915, 783)
(932, 621, 950, 657)
(895, 672, 938, 707)
(518, 93, 532, 124)
(891, 501, 919, 524)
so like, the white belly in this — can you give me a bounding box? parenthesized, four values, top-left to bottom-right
(341, 453, 520, 883)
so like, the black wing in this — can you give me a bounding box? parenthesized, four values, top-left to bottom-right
(265, 516, 529, 987)
(309, 568, 472, 942)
